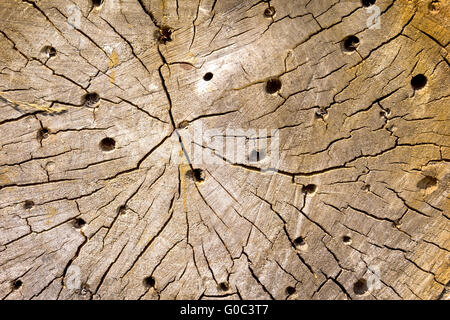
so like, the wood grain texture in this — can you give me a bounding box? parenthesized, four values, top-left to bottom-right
(0, 0, 449, 300)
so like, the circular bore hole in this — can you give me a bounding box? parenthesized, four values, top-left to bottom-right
(178, 120, 189, 129)
(293, 236, 305, 247)
(285, 286, 296, 295)
(158, 26, 173, 44)
(315, 107, 328, 119)
(99, 137, 116, 152)
(73, 218, 86, 229)
(303, 184, 317, 194)
(203, 72, 213, 81)
(92, 0, 104, 7)
(117, 205, 127, 215)
(342, 235, 352, 245)
(411, 74, 427, 90)
(187, 169, 205, 183)
(265, 78, 282, 94)
(143, 276, 156, 288)
(23, 200, 35, 210)
(417, 175, 437, 189)
(12, 279, 23, 290)
(249, 150, 265, 162)
(43, 46, 56, 58)
(361, 0, 376, 7)
(83, 92, 100, 107)
(343, 35, 360, 52)
(218, 282, 230, 291)
(37, 127, 50, 140)
(264, 6, 276, 18)
(353, 279, 368, 295)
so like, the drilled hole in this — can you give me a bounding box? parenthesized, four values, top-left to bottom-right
(143, 276, 155, 288)
(178, 120, 189, 129)
(83, 92, 100, 108)
(218, 282, 230, 291)
(342, 35, 360, 53)
(249, 150, 265, 162)
(264, 6, 276, 18)
(303, 184, 317, 194)
(99, 137, 116, 152)
(12, 279, 23, 290)
(293, 236, 305, 247)
(23, 200, 34, 210)
(417, 175, 437, 189)
(315, 107, 327, 119)
(353, 279, 368, 295)
(92, 0, 104, 7)
(43, 46, 56, 58)
(285, 286, 296, 295)
(73, 218, 86, 229)
(37, 127, 50, 140)
(203, 72, 213, 81)
(265, 78, 282, 94)
(361, 0, 376, 6)
(187, 169, 205, 182)
(342, 235, 352, 245)
(411, 74, 427, 90)
(361, 184, 370, 191)
(158, 26, 173, 44)
(117, 205, 127, 215)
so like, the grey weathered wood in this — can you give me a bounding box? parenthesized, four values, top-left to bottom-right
(0, 0, 449, 300)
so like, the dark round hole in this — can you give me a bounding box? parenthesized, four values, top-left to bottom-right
(158, 26, 173, 44)
(293, 236, 305, 246)
(143, 276, 155, 288)
(218, 282, 230, 291)
(190, 169, 205, 182)
(417, 175, 437, 189)
(100, 137, 116, 152)
(361, 0, 376, 7)
(353, 279, 368, 295)
(43, 46, 56, 58)
(12, 279, 23, 290)
(285, 286, 296, 295)
(83, 92, 100, 107)
(315, 107, 327, 119)
(117, 205, 127, 215)
(264, 6, 276, 18)
(342, 235, 352, 244)
(37, 127, 50, 140)
(92, 0, 104, 7)
(73, 218, 86, 229)
(343, 35, 360, 52)
(303, 184, 317, 194)
(203, 72, 213, 81)
(411, 74, 427, 90)
(23, 200, 35, 210)
(265, 78, 282, 94)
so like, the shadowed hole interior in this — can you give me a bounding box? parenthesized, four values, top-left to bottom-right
(100, 137, 116, 151)
(118, 205, 127, 215)
(143, 276, 155, 288)
(159, 26, 173, 43)
(84, 92, 100, 107)
(342, 235, 352, 244)
(362, 0, 376, 7)
(23, 200, 34, 209)
(303, 184, 317, 194)
(203, 72, 213, 81)
(37, 127, 50, 140)
(265, 78, 282, 94)
(264, 6, 276, 18)
(193, 169, 205, 182)
(353, 279, 368, 295)
(92, 0, 104, 6)
(218, 282, 230, 291)
(411, 74, 427, 90)
(249, 150, 265, 162)
(73, 218, 86, 229)
(12, 279, 23, 290)
(343, 35, 360, 52)
(286, 286, 296, 295)
(43, 46, 56, 57)
(417, 175, 437, 189)
(293, 236, 305, 246)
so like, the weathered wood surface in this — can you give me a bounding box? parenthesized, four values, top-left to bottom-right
(0, 0, 449, 300)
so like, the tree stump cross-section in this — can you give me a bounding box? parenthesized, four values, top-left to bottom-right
(0, 0, 449, 300)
